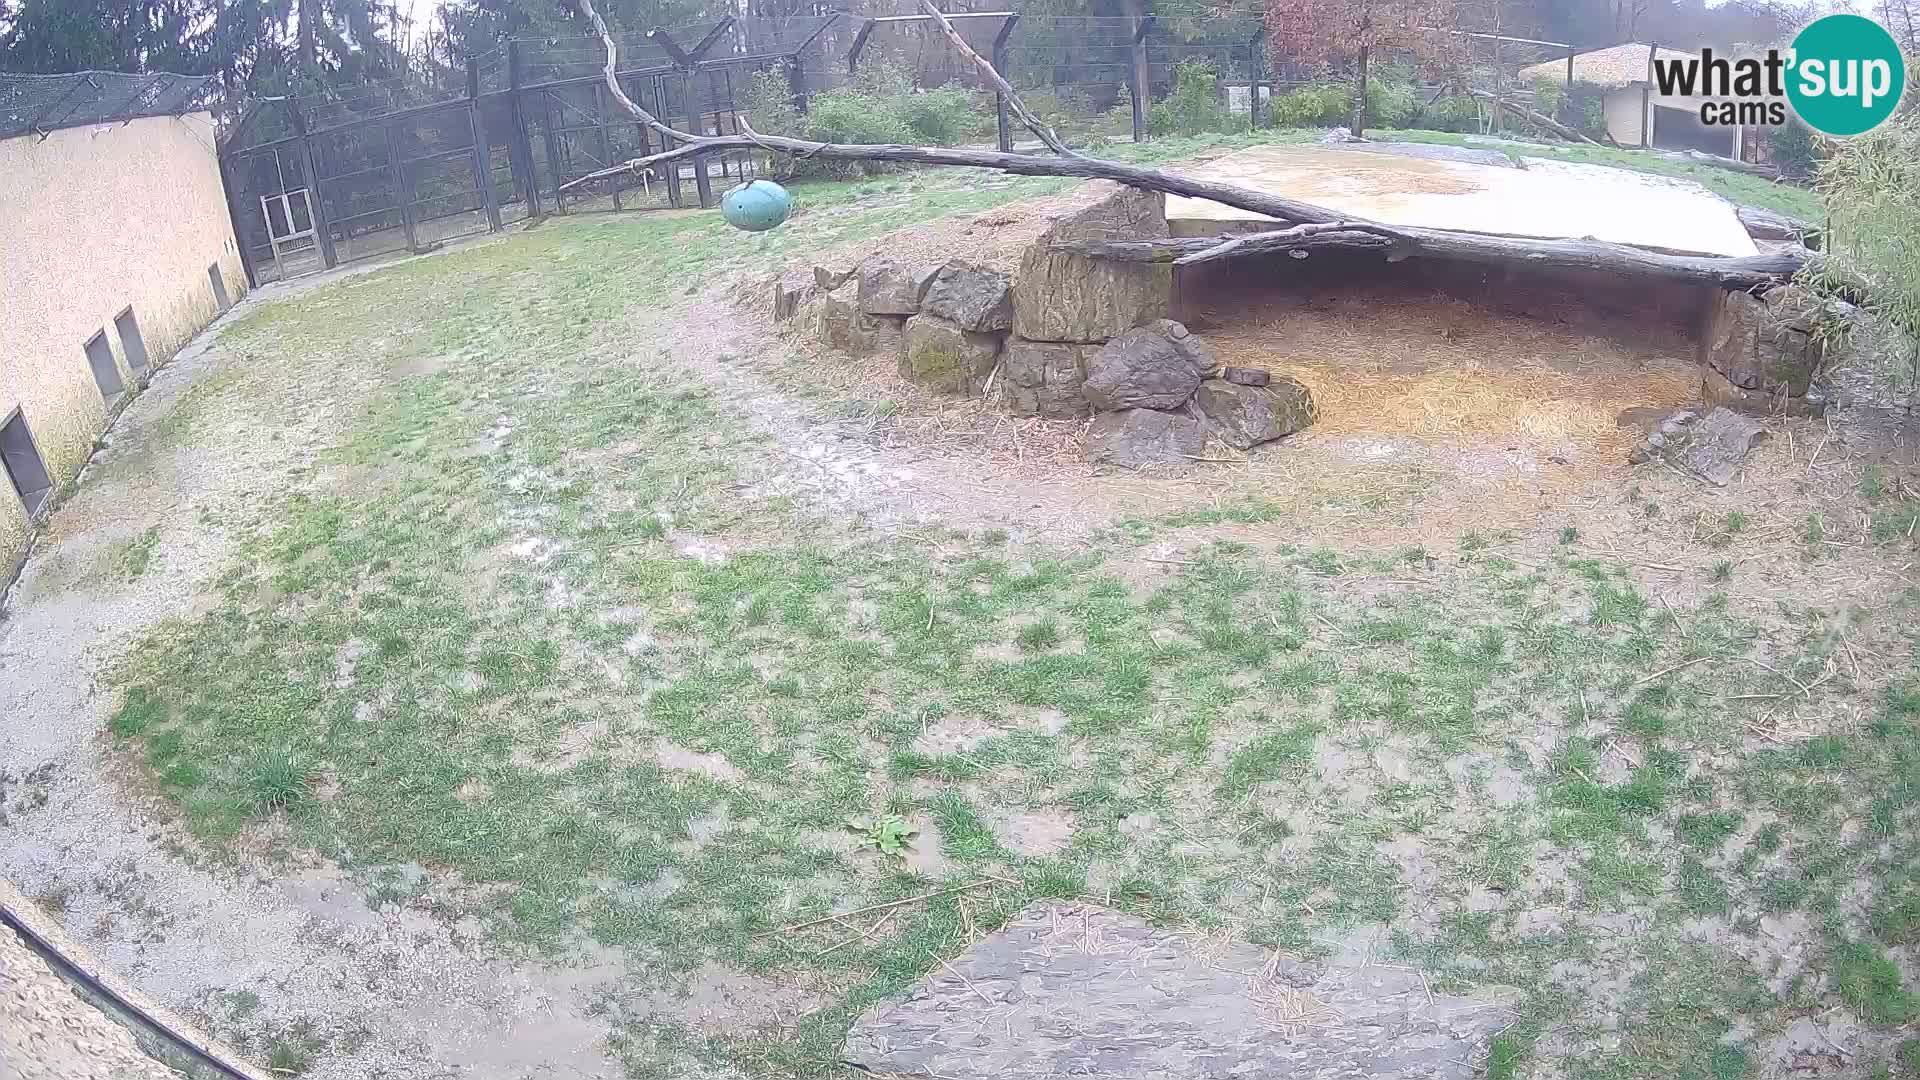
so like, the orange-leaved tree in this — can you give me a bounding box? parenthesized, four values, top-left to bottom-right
(1265, 0, 1465, 137)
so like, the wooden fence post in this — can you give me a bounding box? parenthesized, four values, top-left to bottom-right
(507, 41, 542, 218)
(685, 69, 714, 208)
(992, 14, 1020, 153)
(467, 59, 503, 232)
(386, 119, 419, 251)
(1130, 15, 1155, 142)
(1248, 33, 1263, 129)
(540, 90, 567, 213)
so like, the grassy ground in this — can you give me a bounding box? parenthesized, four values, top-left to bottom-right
(86, 138, 1920, 1079)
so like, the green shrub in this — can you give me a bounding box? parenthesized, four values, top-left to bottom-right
(1418, 93, 1480, 132)
(1366, 75, 1419, 128)
(1564, 80, 1610, 137)
(739, 60, 990, 179)
(901, 85, 984, 144)
(1267, 81, 1349, 127)
(1150, 58, 1245, 137)
(1771, 116, 1823, 178)
(1531, 75, 1565, 119)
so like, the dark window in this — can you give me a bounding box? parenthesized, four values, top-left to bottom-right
(84, 330, 124, 400)
(0, 409, 53, 517)
(208, 263, 231, 310)
(115, 307, 150, 373)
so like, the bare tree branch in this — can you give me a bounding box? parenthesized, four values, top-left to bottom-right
(1464, 90, 1599, 146)
(562, 0, 1804, 296)
(915, 0, 1079, 158)
(577, 0, 695, 146)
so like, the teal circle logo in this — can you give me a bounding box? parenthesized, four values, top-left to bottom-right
(1786, 14, 1906, 136)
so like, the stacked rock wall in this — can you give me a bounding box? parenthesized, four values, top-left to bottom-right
(774, 181, 1315, 465)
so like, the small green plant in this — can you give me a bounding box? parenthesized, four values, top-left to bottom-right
(1871, 502, 1920, 543)
(1898, 1037, 1920, 1074)
(1710, 560, 1734, 582)
(266, 1036, 314, 1076)
(1830, 937, 1917, 1024)
(1706, 510, 1749, 549)
(847, 814, 918, 856)
(242, 750, 309, 813)
(1862, 463, 1889, 502)
(1016, 618, 1064, 652)
(1558, 526, 1579, 545)
(1801, 514, 1827, 545)
(119, 525, 161, 579)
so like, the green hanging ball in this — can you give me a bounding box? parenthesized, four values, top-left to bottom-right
(721, 179, 793, 233)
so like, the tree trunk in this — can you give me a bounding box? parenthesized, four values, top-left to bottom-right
(1350, 43, 1369, 137)
(1051, 227, 1809, 291)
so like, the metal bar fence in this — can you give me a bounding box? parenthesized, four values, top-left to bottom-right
(221, 13, 1543, 285)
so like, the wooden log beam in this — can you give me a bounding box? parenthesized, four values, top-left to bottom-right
(1055, 227, 1811, 291)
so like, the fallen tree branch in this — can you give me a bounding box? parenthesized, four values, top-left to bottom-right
(568, 0, 1807, 295)
(1170, 221, 1401, 266)
(1465, 89, 1599, 146)
(1058, 227, 1811, 289)
(562, 134, 1351, 225)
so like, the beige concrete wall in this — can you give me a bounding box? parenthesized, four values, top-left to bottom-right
(1603, 86, 1647, 147)
(0, 111, 244, 578)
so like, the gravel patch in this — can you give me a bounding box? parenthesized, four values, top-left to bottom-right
(0, 280, 624, 1080)
(0, 920, 180, 1080)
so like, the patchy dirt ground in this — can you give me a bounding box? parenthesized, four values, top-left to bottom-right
(3, 156, 1919, 1080)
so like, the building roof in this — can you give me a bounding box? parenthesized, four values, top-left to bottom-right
(1518, 43, 1697, 88)
(0, 70, 217, 143)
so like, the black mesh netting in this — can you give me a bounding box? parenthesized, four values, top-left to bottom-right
(0, 70, 217, 141)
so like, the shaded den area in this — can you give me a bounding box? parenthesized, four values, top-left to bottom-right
(1173, 248, 1713, 459)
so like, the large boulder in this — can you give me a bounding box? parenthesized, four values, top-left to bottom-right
(1085, 408, 1207, 468)
(923, 261, 1014, 332)
(859, 258, 938, 316)
(820, 281, 906, 358)
(1701, 285, 1826, 403)
(900, 314, 1000, 394)
(1012, 183, 1172, 343)
(773, 267, 815, 323)
(1083, 320, 1219, 412)
(813, 251, 862, 293)
(1001, 338, 1092, 420)
(1193, 377, 1316, 449)
(1629, 407, 1767, 486)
